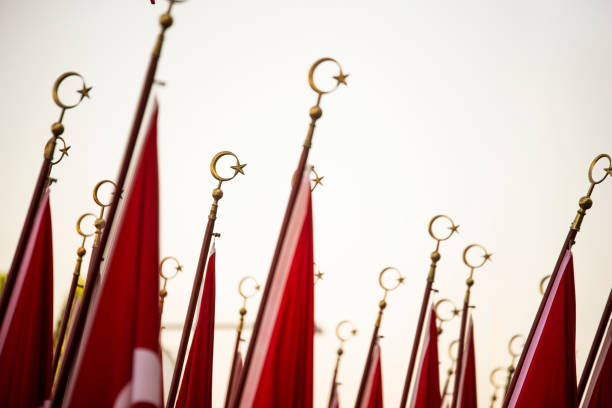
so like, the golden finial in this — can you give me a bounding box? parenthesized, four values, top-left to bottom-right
(374, 266, 404, 328)
(43, 72, 91, 183)
(208, 151, 246, 220)
(571, 153, 612, 231)
(92, 179, 118, 246)
(441, 339, 459, 399)
(504, 334, 525, 393)
(426, 214, 459, 282)
(461, 243, 491, 302)
(329, 320, 357, 402)
(311, 166, 324, 191)
(489, 367, 505, 408)
(304, 57, 348, 148)
(434, 298, 460, 335)
(159, 256, 183, 317)
(539, 275, 551, 295)
(236, 276, 260, 337)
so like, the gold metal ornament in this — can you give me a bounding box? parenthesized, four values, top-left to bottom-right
(571, 153, 612, 231)
(158, 256, 182, 317)
(313, 262, 325, 285)
(92, 179, 118, 246)
(208, 151, 246, 220)
(329, 320, 357, 402)
(504, 334, 525, 394)
(441, 339, 459, 400)
(434, 298, 460, 335)
(375, 266, 404, 328)
(426, 214, 459, 282)
(303, 57, 348, 148)
(489, 366, 505, 408)
(310, 166, 324, 192)
(461, 243, 492, 303)
(539, 275, 551, 296)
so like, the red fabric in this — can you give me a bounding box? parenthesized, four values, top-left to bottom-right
(457, 317, 477, 408)
(0, 192, 53, 408)
(176, 246, 216, 408)
(237, 169, 314, 407)
(65, 106, 161, 407)
(361, 343, 384, 408)
(410, 306, 441, 408)
(227, 352, 243, 406)
(507, 249, 576, 408)
(583, 321, 612, 408)
(329, 383, 340, 408)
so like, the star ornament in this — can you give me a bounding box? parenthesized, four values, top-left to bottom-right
(397, 276, 406, 285)
(449, 224, 460, 234)
(231, 161, 247, 175)
(60, 145, 71, 157)
(483, 252, 493, 262)
(315, 271, 325, 281)
(77, 84, 92, 99)
(333, 72, 349, 86)
(175, 264, 183, 273)
(605, 166, 612, 177)
(312, 175, 324, 188)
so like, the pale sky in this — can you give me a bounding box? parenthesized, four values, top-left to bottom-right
(1, 1, 612, 407)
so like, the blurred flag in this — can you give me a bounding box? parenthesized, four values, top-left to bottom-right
(410, 306, 441, 408)
(0, 191, 53, 408)
(329, 383, 339, 408)
(582, 320, 612, 407)
(235, 167, 314, 407)
(456, 317, 477, 408)
(358, 343, 384, 408)
(506, 249, 576, 407)
(64, 105, 161, 407)
(176, 244, 216, 408)
(226, 352, 243, 407)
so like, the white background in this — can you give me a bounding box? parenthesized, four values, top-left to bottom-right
(1, 1, 611, 406)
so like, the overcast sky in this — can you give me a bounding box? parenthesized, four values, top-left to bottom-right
(1, 1, 612, 407)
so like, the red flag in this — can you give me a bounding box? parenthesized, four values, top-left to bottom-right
(65, 105, 161, 407)
(236, 168, 314, 407)
(176, 244, 216, 408)
(410, 306, 441, 408)
(227, 352, 243, 406)
(359, 343, 384, 408)
(329, 383, 340, 408)
(0, 191, 53, 408)
(582, 320, 612, 407)
(456, 316, 477, 408)
(506, 249, 576, 407)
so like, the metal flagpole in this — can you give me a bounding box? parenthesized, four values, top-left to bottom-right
(400, 215, 459, 407)
(327, 320, 357, 408)
(50, 3, 183, 405)
(502, 153, 612, 407)
(166, 151, 246, 408)
(0, 72, 90, 324)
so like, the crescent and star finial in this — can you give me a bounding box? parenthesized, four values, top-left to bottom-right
(335, 320, 358, 343)
(428, 214, 459, 243)
(308, 57, 348, 97)
(238, 276, 261, 300)
(508, 334, 525, 360)
(378, 266, 405, 293)
(159, 256, 183, 282)
(75, 213, 96, 239)
(462, 243, 492, 270)
(490, 366, 505, 389)
(434, 298, 460, 335)
(539, 275, 551, 295)
(313, 262, 325, 285)
(210, 151, 246, 183)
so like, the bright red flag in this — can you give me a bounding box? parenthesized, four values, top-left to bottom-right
(456, 316, 477, 408)
(176, 244, 216, 408)
(0, 191, 53, 408)
(65, 105, 161, 408)
(359, 343, 384, 408)
(507, 249, 576, 407)
(329, 383, 339, 408)
(410, 306, 441, 408)
(236, 167, 314, 407)
(582, 320, 612, 408)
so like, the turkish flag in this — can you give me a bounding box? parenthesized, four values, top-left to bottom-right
(582, 320, 612, 408)
(176, 245, 216, 408)
(358, 343, 384, 408)
(0, 191, 53, 408)
(456, 317, 477, 408)
(506, 249, 576, 407)
(329, 382, 339, 408)
(235, 167, 314, 407)
(65, 105, 161, 408)
(410, 306, 441, 408)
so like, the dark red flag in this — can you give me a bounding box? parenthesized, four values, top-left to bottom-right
(227, 351, 243, 406)
(236, 168, 314, 407)
(0, 191, 53, 408)
(359, 343, 384, 408)
(64, 105, 161, 407)
(506, 249, 576, 407)
(176, 244, 216, 408)
(329, 382, 339, 408)
(582, 320, 612, 408)
(456, 317, 477, 408)
(410, 306, 441, 408)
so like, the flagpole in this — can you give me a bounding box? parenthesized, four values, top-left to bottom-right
(50, 3, 181, 405)
(400, 215, 458, 407)
(224, 276, 260, 408)
(0, 72, 90, 324)
(441, 339, 458, 405)
(166, 151, 245, 408)
(577, 288, 612, 403)
(451, 243, 491, 408)
(502, 153, 612, 407)
(232, 57, 347, 407)
(327, 320, 357, 408)
(503, 334, 524, 395)
(51, 212, 95, 377)
(355, 267, 404, 407)
(158, 256, 182, 316)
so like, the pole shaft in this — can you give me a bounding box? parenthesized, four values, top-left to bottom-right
(354, 326, 380, 407)
(166, 217, 216, 408)
(400, 279, 433, 407)
(451, 299, 469, 408)
(327, 355, 341, 408)
(224, 326, 243, 408)
(501, 229, 576, 407)
(577, 288, 612, 403)
(50, 51, 161, 408)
